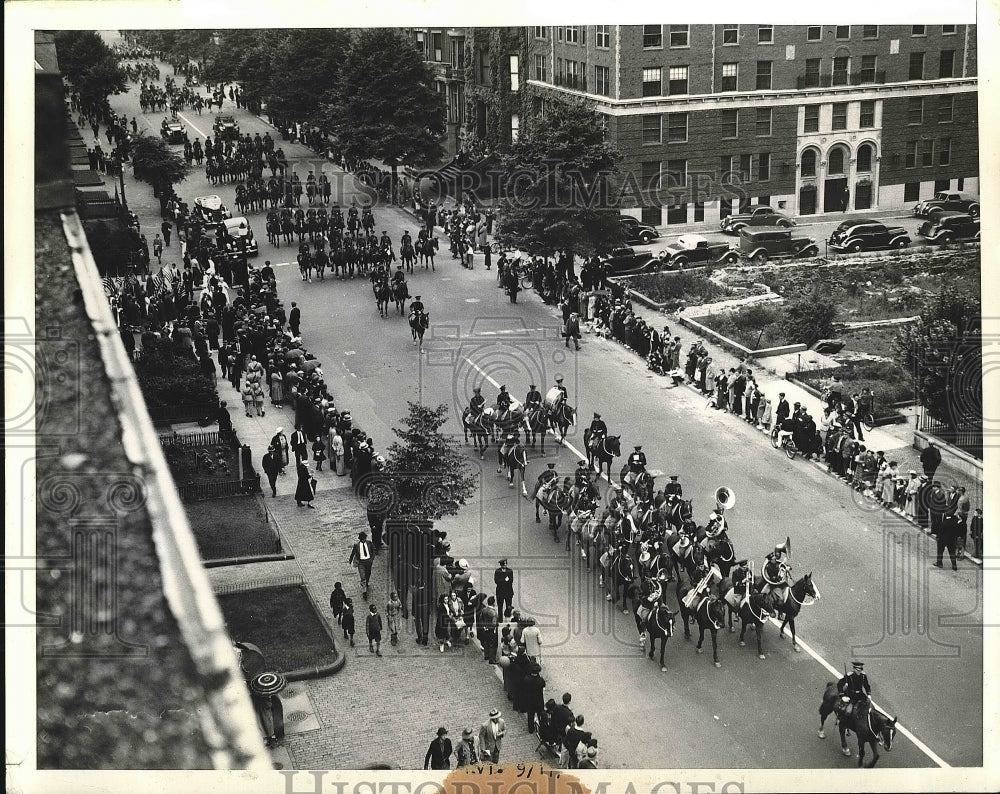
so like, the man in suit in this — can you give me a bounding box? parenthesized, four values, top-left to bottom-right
(774, 392, 790, 430)
(479, 596, 499, 663)
(478, 709, 506, 762)
(921, 442, 942, 481)
(494, 559, 514, 618)
(424, 727, 453, 770)
(288, 301, 301, 336)
(563, 714, 592, 768)
(290, 424, 308, 463)
(347, 531, 374, 599)
(521, 662, 547, 733)
(551, 692, 574, 744)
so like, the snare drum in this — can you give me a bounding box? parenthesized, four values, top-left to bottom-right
(543, 387, 564, 413)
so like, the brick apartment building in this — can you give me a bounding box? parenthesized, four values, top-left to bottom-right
(525, 24, 979, 225)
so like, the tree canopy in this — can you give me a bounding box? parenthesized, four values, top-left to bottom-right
(894, 285, 981, 428)
(54, 31, 126, 110)
(494, 95, 623, 258)
(380, 402, 478, 521)
(131, 133, 191, 192)
(321, 28, 445, 173)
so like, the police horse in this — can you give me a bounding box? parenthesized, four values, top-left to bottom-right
(676, 565, 727, 667)
(522, 405, 549, 451)
(620, 464, 654, 502)
(544, 390, 576, 444)
(392, 281, 409, 315)
(818, 684, 897, 768)
(409, 309, 429, 350)
(497, 435, 528, 496)
(633, 578, 676, 672)
(600, 543, 636, 614)
(532, 475, 571, 542)
(462, 408, 491, 458)
(417, 237, 438, 270)
(764, 572, 820, 653)
(584, 431, 621, 479)
(719, 578, 773, 660)
(374, 279, 391, 318)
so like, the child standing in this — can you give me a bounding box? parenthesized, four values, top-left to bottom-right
(312, 436, 327, 471)
(329, 582, 346, 624)
(341, 598, 356, 647)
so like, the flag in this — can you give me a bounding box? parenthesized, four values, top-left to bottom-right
(102, 276, 121, 297)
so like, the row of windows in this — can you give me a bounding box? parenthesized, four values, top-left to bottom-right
(639, 154, 774, 188)
(800, 145, 876, 178)
(906, 96, 956, 124)
(905, 138, 953, 167)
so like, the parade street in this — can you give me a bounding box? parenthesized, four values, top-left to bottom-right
(104, 55, 982, 770)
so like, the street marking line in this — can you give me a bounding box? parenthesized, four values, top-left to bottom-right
(464, 349, 951, 767)
(766, 620, 950, 768)
(176, 111, 206, 139)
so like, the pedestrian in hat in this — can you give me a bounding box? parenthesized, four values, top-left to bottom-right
(494, 559, 514, 619)
(480, 595, 499, 663)
(294, 460, 317, 508)
(261, 445, 281, 498)
(478, 709, 506, 762)
(522, 661, 547, 733)
(348, 532, 374, 598)
(424, 727, 453, 770)
(521, 616, 543, 662)
(366, 604, 383, 656)
(341, 598, 356, 647)
(455, 728, 478, 767)
(329, 582, 347, 625)
(578, 746, 600, 769)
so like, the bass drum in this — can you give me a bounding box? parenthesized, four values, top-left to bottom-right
(543, 387, 565, 414)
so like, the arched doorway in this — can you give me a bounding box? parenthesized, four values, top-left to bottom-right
(798, 147, 820, 215)
(823, 144, 850, 212)
(854, 142, 876, 210)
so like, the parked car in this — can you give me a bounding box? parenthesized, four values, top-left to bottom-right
(738, 228, 819, 263)
(193, 195, 232, 225)
(828, 219, 910, 253)
(912, 191, 980, 218)
(599, 246, 659, 275)
(720, 205, 796, 234)
(656, 233, 738, 269)
(916, 211, 980, 244)
(217, 217, 259, 257)
(213, 114, 240, 140)
(619, 216, 660, 245)
(160, 120, 186, 144)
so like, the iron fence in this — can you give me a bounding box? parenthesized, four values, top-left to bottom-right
(177, 475, 262, 501)
(917, 413, 983, 460)
(158, 429, 235, 448)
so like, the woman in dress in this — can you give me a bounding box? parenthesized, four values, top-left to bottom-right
(435, 595, 452, 652)
(294, 460, 316, 508)
(270, 370, 284, 407)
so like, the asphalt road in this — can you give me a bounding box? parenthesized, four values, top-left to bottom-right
(107, 49, 983, 770)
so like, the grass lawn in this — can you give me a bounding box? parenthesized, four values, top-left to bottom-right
(625, 271, 742, 310)
(165, 442, 242, 483)
(795, 359, 916, 407)
(698, 303, 793, 350)
(216, 585, 338, 672)
(186, 494, 282, 561)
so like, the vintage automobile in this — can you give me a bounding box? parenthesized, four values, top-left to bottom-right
(213, 114, 240, 140)
(916, 211, 980, 244)
(720, 205, 796, 234)
(738, 228, 819, 264)
(599, 246, 660, 275)
(656, 233, 738, 269)
(828, 219, 910, 253)
(193, 195, 232, 225)
(217, 217, 259, 257)
(619, 215, 660, 245)
(912, 190, 980, 218)
(160, 120, 186, 144)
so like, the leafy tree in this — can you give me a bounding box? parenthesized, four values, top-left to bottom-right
(322, 29, 446, 203)
(131, 133, 191, 198)
(54, 31, 126, 111)
(894, 286, 981, 428)
(380, 402, 478, 521)
(266, 30, 352, 125)
(494, 94, 622, 258)
(780, 294, 838, 348)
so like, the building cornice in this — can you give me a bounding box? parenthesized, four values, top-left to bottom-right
(527, 77, 978, 115)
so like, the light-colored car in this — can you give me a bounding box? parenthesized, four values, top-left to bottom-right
(193, 195, 232, 224)
(720, 205, 796, 234)
(657, 233, 738, 269)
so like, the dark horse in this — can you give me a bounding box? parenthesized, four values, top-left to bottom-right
(461, 408, 490, 458)
(584, 431, 620, 479)
(620, 465, 654, 502)
(522, 405, 548, 451)
(766, 573, 821, 653)
(409, 309, 429, 350)
(638, 600, 675, 672)
(676, 572, 727, 667)
(601, 545, 635, 613)
(719, 578, 772, 660)
(417, 237, 438, 270)
(374, 279, 391, 318)
(497, 436, 528, 496)
(392, 280, 408, 315)
(547, 402, 576, 443)
(818, 684, 897, 767)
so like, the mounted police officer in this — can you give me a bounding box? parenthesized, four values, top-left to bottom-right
(409, 295, 425, 314)
(469, 387, 486, 419)
(837, 661, 872, 721)
(730, 559, 753, 609)
(524, 383, 542, 411)
(664, 475, 683, 498)
(553, 375, 567, 403)
(588, 412, 608, 454)
(496, 385, 512, 421)
(627, 445, 647, 473)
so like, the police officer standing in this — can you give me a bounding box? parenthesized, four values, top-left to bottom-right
(494, 559, 514, 619)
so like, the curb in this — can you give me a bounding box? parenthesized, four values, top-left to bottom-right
(203, 552, 296, 569)
(285, 652, 347, 682)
